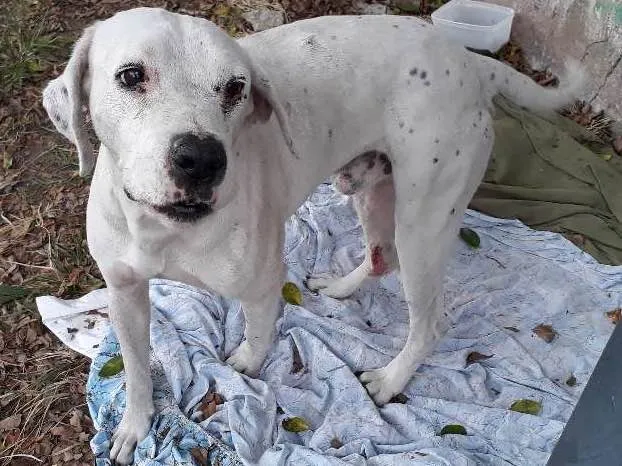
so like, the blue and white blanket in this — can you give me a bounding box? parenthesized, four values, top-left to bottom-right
(38, 183, 622, 465)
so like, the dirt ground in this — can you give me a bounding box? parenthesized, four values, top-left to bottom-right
(0, 1, 614, 465)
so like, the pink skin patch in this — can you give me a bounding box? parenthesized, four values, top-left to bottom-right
(370, 245, 388, 276)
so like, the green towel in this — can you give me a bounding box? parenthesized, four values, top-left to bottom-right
(470, 96, 622, 265)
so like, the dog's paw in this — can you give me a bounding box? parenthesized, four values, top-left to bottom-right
(306, 276, 354, 299)
(226, 341, 264, 377)
(359, 366, 412, 405)
(110, 404, 154, 465)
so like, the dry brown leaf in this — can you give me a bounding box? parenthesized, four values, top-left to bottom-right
(291, 343, 304, 374)
(50, 425, 73, 439)
(533, 324, 556, 343)
(69, 410, 82, 428)
(0, 414, 21, 431)
(197, 391, 225, 420)
(330, 437, 343, 449)
(466, 351, 493, 365)
(606, 308, 621, 325)
(190, 447, 210, 465)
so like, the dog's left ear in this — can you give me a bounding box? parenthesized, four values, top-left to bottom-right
(42, 23, 98, 177)
(247, 61, 298, 158)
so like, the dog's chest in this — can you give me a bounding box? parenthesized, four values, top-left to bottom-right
(163, 226, 267, 298)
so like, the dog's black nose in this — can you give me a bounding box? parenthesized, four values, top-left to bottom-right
(170, 133, 227, 184)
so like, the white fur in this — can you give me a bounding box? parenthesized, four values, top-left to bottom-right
(42, 8, 583, 464)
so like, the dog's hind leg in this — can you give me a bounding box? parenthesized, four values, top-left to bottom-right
(307, 176, 397, 298)
(307, 151, 396, 298)
(360, 116, 492, 404)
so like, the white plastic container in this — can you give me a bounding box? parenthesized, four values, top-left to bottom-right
(431, 0, 515, 53)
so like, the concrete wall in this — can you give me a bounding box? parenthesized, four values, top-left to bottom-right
(484, 0, 622, 120)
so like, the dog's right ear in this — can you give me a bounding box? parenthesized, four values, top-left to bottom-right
(42, 24, 98, 177)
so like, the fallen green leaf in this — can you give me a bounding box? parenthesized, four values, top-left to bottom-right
(0, 284, 27, 305)
(282, 416, 309, 433)
(282, 282, 303, 306)
(439, 424, 467, 436)
(509, 399, 541, 415)
(99, 355, 124, 378)
(459, 228, 480, 249)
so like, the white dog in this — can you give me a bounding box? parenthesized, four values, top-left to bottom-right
(43, 7, 583, 464)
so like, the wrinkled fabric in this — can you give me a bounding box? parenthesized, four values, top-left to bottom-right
(79, 183, 622, 465)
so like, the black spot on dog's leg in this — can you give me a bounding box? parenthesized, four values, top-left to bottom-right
(490, 72, 496, 80)
(61, 86, 68, 96)
(393, 24, 399, 28)
(303, 87, 308, 94)
(408, 128, 414, 134)
(420, 70, 427, 79)
(409, 67, 418, 76)
(450, 208, 455, 215)
(478, 110, 482, 120)
(434, 138, 439, 144)
(424, 81, 431, 86)
(328, 128, 333, 138)
(433, 157, 439, 164)
(445, 69, 450, 76)
(459, 79, 464, 87)
(399, 121, 404, 128)
(304, 35, 317, 47)
(455, 149, 460, 156)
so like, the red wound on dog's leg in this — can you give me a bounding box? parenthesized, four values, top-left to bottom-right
(370, 245, 388, 276)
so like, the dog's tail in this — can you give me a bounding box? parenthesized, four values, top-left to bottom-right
(474, 54, 585, 114)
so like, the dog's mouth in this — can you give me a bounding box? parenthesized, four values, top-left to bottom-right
(123, 188, 215, 222)
(153, 200, 214, 222)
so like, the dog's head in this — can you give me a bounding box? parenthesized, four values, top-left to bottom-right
(43, 7, 294, 222)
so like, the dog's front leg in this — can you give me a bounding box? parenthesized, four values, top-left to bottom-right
(105, 265, 154, 465)
(226, 285, 281, 377)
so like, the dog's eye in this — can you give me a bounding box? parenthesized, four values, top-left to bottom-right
(223, 79, 246, 103)
(116, 66, 145, 89)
